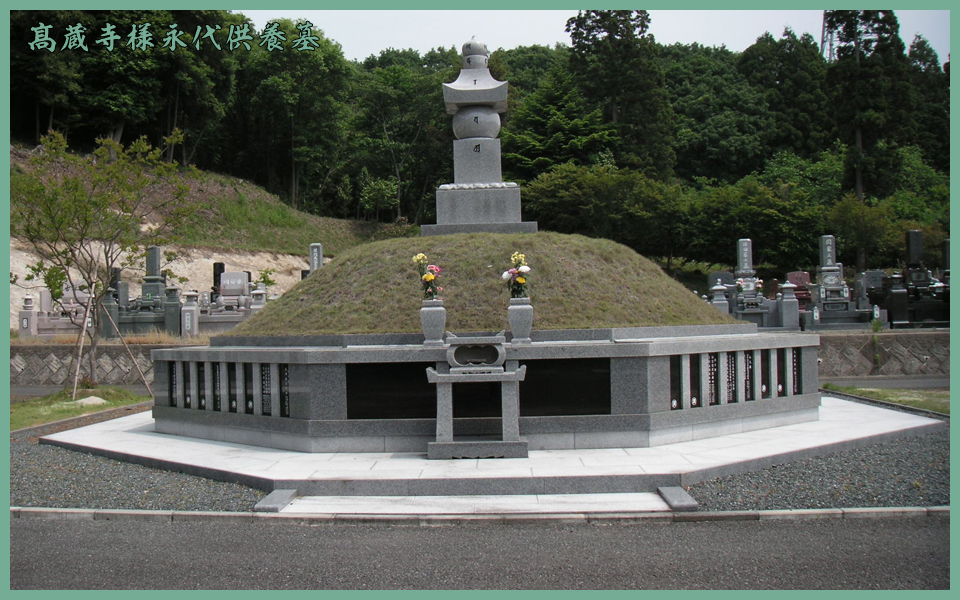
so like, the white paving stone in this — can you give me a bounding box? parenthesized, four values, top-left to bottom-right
(36, 396, 943, 514)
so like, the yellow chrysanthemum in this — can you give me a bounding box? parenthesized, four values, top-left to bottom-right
(422, 273, 435, 282)
(516, 276, 526, 284)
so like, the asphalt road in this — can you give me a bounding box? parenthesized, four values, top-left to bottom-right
(11, 517, 949, 590)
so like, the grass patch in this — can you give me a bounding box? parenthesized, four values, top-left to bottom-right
(226, 231, 738, 336)
(10, 386, 152, 431)
(10, 148, 417, 258)
(168, 173, 418, 256)
(822, 383, 950, 414)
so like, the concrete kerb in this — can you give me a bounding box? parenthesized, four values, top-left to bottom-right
(11, 506, 949, 525)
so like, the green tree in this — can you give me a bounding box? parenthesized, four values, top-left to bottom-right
(825, 10, 916, 201)
(501, 58, 619, 182)
(358, 170, 400, 222)
(523, 163, 691, 266)
(10, 131, 198, 393)
(737, 29, 832, 158)
(566, 10, 675, 179)
(662, 43, 775, 183)
(488, 44, 567, 103)
(757, 143, 846, 207)
(221, 18, 351, 210)
(523, 163, 641, 243)
(11, 10, 86, 143)
(348, 47, 457, 223)
(907, 35, 950, 173)
(827, 193, 895, 271)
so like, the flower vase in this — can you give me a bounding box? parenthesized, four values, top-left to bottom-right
(420, 299, 446, 347)
(508, 297, 534, 344)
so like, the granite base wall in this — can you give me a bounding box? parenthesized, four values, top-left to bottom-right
(11, 329, 947, 386)
(150, 326, 821, 453)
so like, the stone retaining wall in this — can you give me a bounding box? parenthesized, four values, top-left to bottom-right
(816, 330, 949, 378)
(9, 330, 949, 387)
(9, 344, 172, 387)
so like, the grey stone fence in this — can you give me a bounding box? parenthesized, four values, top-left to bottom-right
(149, 326, 821, 453)
(10, 330, 947, 388)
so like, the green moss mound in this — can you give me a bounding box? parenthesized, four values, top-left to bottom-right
(226, 232, 736, 336)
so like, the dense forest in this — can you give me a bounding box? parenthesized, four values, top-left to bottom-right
(10, 10, 950, 271)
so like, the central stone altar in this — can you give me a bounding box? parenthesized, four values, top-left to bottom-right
(421, 37, 538, 236)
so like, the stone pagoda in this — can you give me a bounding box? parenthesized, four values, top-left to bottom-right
(421, 37, 538, 236)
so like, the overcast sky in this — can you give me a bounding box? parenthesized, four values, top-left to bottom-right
(241, 9, 950, 65)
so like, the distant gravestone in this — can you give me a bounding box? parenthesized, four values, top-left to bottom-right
(310, 243, 323, 272)
(220, 272, 248, 296)
(905, 229, 923, 266)
(820, 234, 837, 268)
(735, 239, 756, 278)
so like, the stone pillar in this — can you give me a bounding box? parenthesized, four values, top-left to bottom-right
(252, 362, 263, 416)
(768, 348, 779, 398)
(174, 360, 185, 408)
(142, 246, 165, 301)
(435, 381, 454, 443)
(501, 361, 521, 442)
(751, 350, 762, 401)
(611, 356, 670, 415)
(780, 282, 799, 329)
(679, 354, 691, 409)
(735, 351, 746, 403)
(19, 294, 38, 338)
(163, 286, 181, 336)
(698, 353, 711, 408)
(181, 291, 200, 337)
(717, 352, 729, 404)
(218, 362, 230, 413)
(270, 363, 282, 419)
(203, 361, 214, 411)
(235, 363, 246, 413)
(188, 361, 199, 410)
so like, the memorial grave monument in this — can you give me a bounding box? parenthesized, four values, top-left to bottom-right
(421, 38, 537, 236)
(149, 40, 820, 458)
(707, 239, 800, 330)
(798, 235, 883, 329)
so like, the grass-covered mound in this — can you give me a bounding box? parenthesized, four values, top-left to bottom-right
(225, 232, 737, 336)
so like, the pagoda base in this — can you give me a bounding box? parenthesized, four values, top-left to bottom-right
(422, 186, 538, 236)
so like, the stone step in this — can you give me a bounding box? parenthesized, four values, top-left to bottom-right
(280, 492, 671, 515)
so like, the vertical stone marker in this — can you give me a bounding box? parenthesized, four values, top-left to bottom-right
(309, 243, 323, 272)
(421, 37, 538, 236)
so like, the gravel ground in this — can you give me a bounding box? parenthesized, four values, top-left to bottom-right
(9, 401, 949, 513)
